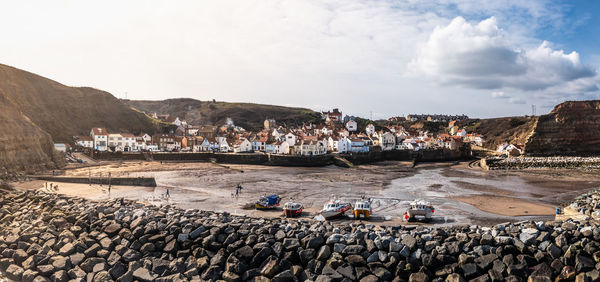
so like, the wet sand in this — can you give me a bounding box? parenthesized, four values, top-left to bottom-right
(13, 160, 600, 226)
(450, 195, 556, 217)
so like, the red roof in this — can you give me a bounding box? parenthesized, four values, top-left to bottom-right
(92, 128, 108, 135)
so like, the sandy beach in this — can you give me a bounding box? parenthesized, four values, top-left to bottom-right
(13, 160, 600, 226)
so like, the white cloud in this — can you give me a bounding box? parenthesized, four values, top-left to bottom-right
(491, 91, 510, 99)
(0, 1, 597, 118)
(508, 97, 526, 104)
(411, 16, 598, 93)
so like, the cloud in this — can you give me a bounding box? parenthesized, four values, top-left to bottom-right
(508, 98, 526, 104)
(491, 91, 510, 99)
(410, 16, 598, 94)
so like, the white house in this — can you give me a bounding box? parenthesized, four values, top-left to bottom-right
(252, 136, 268, 152)
(54, 143, 67, 152)
(108, 133, 124, 152)
(378, 132, 396, 151)
(365, 124, 375, 136)
(266, 141, 290, 154)
(234, 138, 253, 153)
(134, 136, 147, 151)
(346, 120, 357, 132)
(75, 136, 94, 149)
(216, 137, 231, 152)
(497, 143, 523, 156)
(337, 137, 351, 153)
(121, 133, 136, 152)
(90, 128, 108, 151)
(284, 132, 297, 146)
(295, 140, 327, 156)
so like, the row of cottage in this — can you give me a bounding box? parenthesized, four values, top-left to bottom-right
(75, 122, 482, 156)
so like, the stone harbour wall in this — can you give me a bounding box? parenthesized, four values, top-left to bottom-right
(484, 156, 600, 170)
(1, 190, 600, 281)
(93, 148, 471, 167)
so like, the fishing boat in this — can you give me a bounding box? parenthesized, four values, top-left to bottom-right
(320, 196, 353, 219)
(283, 199, 304, 217)
(404, 199, 435, 222)
(353, 197, 372, 219)
(256, 195, 281, 210)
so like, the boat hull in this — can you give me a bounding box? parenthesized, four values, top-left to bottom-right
(256, 203, 278, 210)
(284, 206, 304, 217)
(321, 210, 346, 219)
(354, 209, 370, 219)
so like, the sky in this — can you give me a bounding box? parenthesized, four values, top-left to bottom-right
(1, 0, 599, 119)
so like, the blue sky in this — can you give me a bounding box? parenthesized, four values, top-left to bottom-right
(0, 0, 598, 119)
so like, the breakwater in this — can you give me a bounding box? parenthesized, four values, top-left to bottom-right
(483, 156, 600, 170)
(28, 176, 157, 187)
(1, 189, 600, 281)
(93, 148, 470, 167)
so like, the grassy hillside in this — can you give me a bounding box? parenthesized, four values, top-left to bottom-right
(0, 89, 64, 174)
(0, 64, 162, 143)
(123, 98, 322, 131)
(457, 116, 538, 150)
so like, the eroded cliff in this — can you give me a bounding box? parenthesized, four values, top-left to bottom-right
(525, 100, 600, 156)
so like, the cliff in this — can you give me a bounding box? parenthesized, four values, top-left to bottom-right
(0, 90, 64, 175)
(0, 64, 159, 143)
(525, 100, 600, 156)
(455, 116, 538, 151)
(0, 64, 164, 173)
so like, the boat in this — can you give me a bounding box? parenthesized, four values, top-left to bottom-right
(404, 199, 435, 222)
(353, 197, 372, 219)
(283, 199, 304, 217)
(256, 195, 281, 210)
(320, 196, 353, 219)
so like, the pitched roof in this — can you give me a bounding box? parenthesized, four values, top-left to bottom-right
(92, 128, 108, 135)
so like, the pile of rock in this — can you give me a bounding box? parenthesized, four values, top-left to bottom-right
(487, 156, 600, 170)
(1, 190, 600, 281)
(564, 190, 600, 219)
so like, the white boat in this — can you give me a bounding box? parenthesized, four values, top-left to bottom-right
(320, 196, 352, 219)
(404, 199, 435, 222)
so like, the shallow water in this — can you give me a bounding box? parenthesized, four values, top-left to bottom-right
(380, 168, 555, 225)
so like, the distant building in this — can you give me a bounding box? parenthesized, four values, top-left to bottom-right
(90, 127, 108, 151)
(322, 108, 343, 123)
(264, 119, 277, 130)
(345, 120, 357, 132)
(365, 124, 375, 136)
(54, 143, 67, 152)
(75, 136, 93, 149)
(407, 114, 469, 122)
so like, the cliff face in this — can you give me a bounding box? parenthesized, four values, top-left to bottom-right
(525, 100, 600, 156)
(0, 64, 158, 143)
(0, 90, 64, 175)
(0, 64, 162, 173)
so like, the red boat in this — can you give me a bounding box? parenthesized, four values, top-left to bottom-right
(283, 201, 304, 217)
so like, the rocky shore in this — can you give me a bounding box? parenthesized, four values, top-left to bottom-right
(484, 156, 600, 170)
(1, 190, 600, 282)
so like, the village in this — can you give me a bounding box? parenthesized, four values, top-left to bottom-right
(66, 108, 507, 156)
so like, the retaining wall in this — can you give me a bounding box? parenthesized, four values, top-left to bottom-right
(30, 176, 157, 187)
(93, 149, 471, 167)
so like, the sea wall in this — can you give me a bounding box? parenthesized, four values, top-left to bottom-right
(29, 176, 157, 187)
(93, 148, 471, 167)
(1, 189, 600, 281)
(483, 156, 600, 170)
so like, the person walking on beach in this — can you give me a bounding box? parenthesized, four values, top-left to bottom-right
(166, 188, 170, 198)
